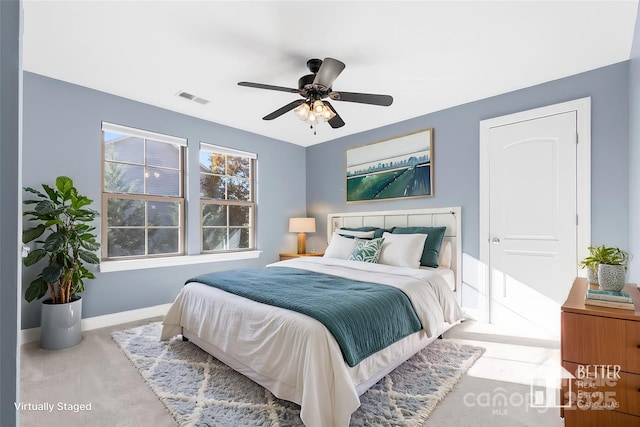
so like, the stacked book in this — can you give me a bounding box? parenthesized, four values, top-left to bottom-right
(584, 289, 635, 310)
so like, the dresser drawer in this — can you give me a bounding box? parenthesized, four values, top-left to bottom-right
(563, 361, 640, 416)
(562, 312, 640, 372)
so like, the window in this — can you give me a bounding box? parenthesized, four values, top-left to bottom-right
(199, 143, 256, 253)
(102, 122, 185, 260)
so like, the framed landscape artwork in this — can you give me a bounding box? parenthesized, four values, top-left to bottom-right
(346, 128, 433, 202)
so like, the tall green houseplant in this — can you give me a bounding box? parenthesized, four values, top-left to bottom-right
(22, 176, 100, 304)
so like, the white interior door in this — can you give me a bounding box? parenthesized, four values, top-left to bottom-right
(478, 98, 591, 340)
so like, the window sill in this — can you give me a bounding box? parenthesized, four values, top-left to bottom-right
(99, 251, 262, 273)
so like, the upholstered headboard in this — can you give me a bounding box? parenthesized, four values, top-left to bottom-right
(327, 207, 462, 293)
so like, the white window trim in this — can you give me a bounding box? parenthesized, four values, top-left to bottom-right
(99, 250, 263, 273)
(102, 122, 187, 146)
(200, 142, 257, 159)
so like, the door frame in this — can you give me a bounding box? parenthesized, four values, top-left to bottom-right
(478, 97, 591, 322)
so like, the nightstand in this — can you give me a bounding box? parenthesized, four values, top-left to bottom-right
(560, 278, 640, 426)
(279, 252, 324, 261)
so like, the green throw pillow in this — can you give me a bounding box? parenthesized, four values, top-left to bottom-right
(337, 227, 376, 239)
(348, 237, 385, 263)
(338, 227, 395, 239)
(373, 227, 395, 239)
(392, 226, 446, 267)
(340, 226, 379, 232)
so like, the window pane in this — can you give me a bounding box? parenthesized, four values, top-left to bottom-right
(147, 140, 179, 169)
(202, 204, 226, 227)
(199, 151, 213, 173)
(107, 198, 145, 226)
(200, 175, 226, 199)
(107, 228, 145, 257)
(146, 167, 180, 196)
(104, 164, 144, 194)
(104, 135, 144, 164)
(229, 228, 249, 249)
(148, 228, 179, 254)
(228, 155, 250, 178)
(203, 228, 227, 251)
(148, 201, 180, 226)
(227, 177, 250, 201)
(205, 153, 226, 175)
(229, 205, 250, 226)
(199, 153, 226, 175)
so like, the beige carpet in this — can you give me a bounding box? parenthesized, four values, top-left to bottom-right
(20, 317, 563, 427)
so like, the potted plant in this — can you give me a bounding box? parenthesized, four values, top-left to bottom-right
(579, 245, 628, 291)
(579, 245, 611, 285)
(22, 176, 100, 349)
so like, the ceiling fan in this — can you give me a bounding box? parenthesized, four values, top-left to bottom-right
(238, 58, 393, 133)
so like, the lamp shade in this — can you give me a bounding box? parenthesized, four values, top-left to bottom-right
(289, 217, 316, 233)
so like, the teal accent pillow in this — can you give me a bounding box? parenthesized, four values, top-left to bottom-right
(337, 227, 376, 239)
(373, 227, 395, 239)
(348, 237, 385, 263)
(338, 226, 395, 239)
(392, 226, 446, 267)
(341, 226, 379, 232)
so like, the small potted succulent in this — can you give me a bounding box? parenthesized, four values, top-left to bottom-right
(579, 245, 628, 291)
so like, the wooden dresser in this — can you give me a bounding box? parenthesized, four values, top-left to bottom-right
(561, 278, 640, 426)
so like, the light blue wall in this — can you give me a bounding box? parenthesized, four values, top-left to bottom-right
(21, 72, 307, 329)
(306, 62, 631, 264)
(1, 1, 21, 424)
(628, 4, 640, 282)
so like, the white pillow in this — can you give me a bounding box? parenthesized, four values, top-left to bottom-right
(378, 232, 428, 269)
(323, 232, 357, 259)
(438, 240, 452, 269)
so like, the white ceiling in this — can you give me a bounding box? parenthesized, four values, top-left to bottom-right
(23, 1, 638, 147)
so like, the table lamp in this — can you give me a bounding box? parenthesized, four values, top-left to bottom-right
(289, 217, 316, 254)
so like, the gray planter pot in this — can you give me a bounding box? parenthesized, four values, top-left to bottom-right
(597, 264, 626, 292)
(586, 266, 598, 285)
(40, 296, 82, 350)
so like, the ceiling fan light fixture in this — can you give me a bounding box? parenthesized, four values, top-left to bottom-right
(322, 105, 336, 121)
(294, 102, 310, 120)
(312, 100, 325, 114)
(307, 110, 318, 123)
(293, 100, 335, 126)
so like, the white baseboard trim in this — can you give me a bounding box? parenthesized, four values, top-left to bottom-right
(20, 303, 172, 345)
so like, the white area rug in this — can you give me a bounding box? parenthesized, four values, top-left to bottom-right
(112, 322, 484, 426)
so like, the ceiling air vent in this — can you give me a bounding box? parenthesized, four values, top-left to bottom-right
(176, 90, 210, 105)
(192, 97, 209, 105)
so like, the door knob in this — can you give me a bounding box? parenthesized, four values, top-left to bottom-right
(491, 237, 501, 244)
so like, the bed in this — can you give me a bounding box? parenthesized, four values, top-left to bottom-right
(161, 207, 463, 427)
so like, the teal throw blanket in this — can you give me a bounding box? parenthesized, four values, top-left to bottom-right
(187, 267, 422, 367)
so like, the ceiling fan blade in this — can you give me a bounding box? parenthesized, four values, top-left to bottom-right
(313, 58, 346, 90)
(238, 81, 300, 94)
(262, 99, 306, 120)
(329, 91, 393, 106)
(324, 101, 345, 128)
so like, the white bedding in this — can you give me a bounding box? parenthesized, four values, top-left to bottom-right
(161, 257, 463, 427)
